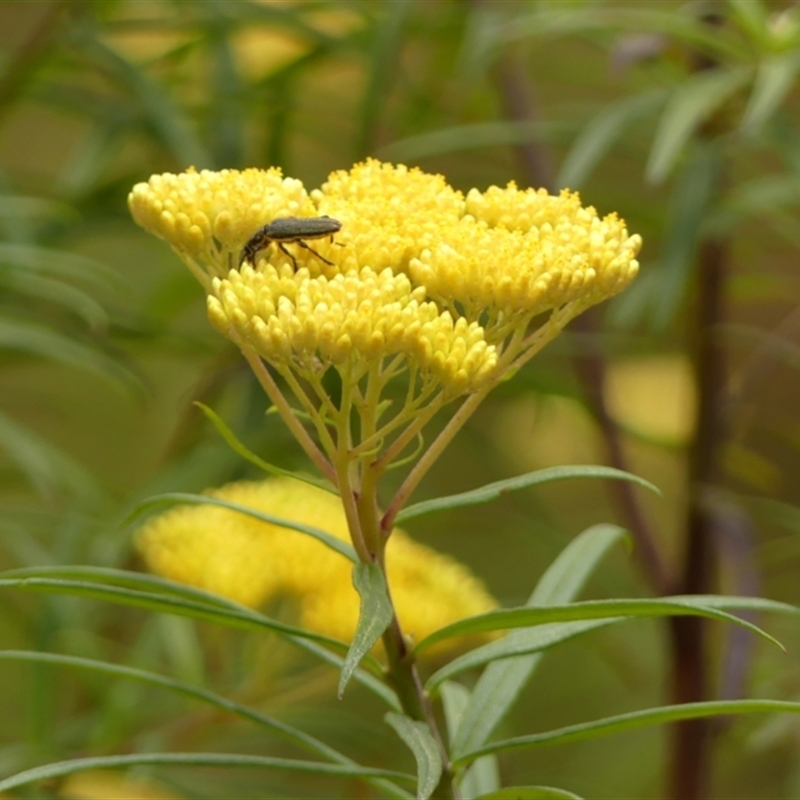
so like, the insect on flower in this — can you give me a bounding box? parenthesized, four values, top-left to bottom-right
(240, 215, 342, 269)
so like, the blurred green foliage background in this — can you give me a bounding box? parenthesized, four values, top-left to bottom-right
(1, 1, 800, 798)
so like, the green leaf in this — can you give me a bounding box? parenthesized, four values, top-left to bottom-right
(356, 0, 413, 158)
(206, 16, 245, 168)
(339, 562, 394, 697)
(385, 713, 443, 800)
(649, 144, 720, 331)
(0, 575, 344, 649)
(742, 51, 800, 134)
(0, 268, 108, 329)
(194, 402, 335, 494)
(125, 492, 356, 562)
(668, 594, 800, 617)
(646, 67, 750, 184)
(728, 0, 769, 45)
(76, 31, 209, 167)
(451, 525, 627, 758)
(0, 410, 104, 502)
(0, 242, 123, 293)
(0, 317, 139, 392)
(474, 788, 583, 800)
(396, 467, 659, 524)
(378, 121, 564, 163)
(427, 619, 618, 692)
(557, 90, 665, 190)
(0, 565, 398, 704)
(504, 7, 748, 62)
(415, 597, 785, 656)
(0, 752, 415, 795)
(0, 651, 411, 800)
(455, 700, 800, 764)
(440, 683, 500, 799)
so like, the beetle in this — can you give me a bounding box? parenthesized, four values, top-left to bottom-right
(239, 215, 342, 269)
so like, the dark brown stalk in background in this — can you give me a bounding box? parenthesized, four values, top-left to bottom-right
(474, 4, 736, 798)
(668, 237, 728, 800)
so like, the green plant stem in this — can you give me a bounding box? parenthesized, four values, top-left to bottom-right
(382, 387, 489, 534)
(335, 365, 371, 563)
(239, 346, 337, 485)
(352, 468, 457, 799)
(372, 395, 444, 476)
(278, 365, 339, 458)
(383, 308, 570, 533)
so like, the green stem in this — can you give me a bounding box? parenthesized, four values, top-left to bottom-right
(382, 387, 490, 534)
(372, 394, 445, 476)
(278, 365, 339, 459)
(350, 464, 457, 799)
(382, 306, 574, 532)
(240, 346, 336, 485)
(335, 361, 371, 563)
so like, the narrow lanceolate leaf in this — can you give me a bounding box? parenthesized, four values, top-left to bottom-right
(377, 121, 562, 162)
(439, 682, 501, 799)
(385, 713, 443, 800)
(0, 575, 345, 650)
(451, 524, 627, 759)
(0, 411, 103, 502)
(194, 402, 335, 494)
(0, 566, 393, 700)
(427, 620, 618, 691)
(646, 66, 751, 184)
(473, 787, 583, 800)
(455, 700, 800, 763)
(649, 144, 719, 332)
(0, 651, 411, 800)
(0, 318, 139, 392)
(741, 51, 800, 134)
(415, 597, 784, 656)
(396, 466, 659, 524)
(338, 562, 394, 697)
(557, 89, 665, 190)
(125, 492, 356, 562)
(0, 752, 415, 795)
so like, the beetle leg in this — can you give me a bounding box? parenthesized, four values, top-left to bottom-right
(295, 239, 335, 267)
(277, 242, 299, 270)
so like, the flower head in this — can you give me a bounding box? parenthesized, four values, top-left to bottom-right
(128, 167, 315, 285)
(411, 184, 640, 331)
(129, 159, 640, 400)
(136, 478, 499, 656)
(207, 263, 497, 394)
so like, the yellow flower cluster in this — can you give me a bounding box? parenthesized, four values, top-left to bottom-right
(311, 160, 466, 276)
(207, 263, 497, 392)
(411, 186, 640, 324)
(128, 167, 314, 280)
(136, 478, 498, 656)
(129, 159, 640, 388)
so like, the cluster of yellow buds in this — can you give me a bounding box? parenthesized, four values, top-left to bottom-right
(207, 263, 497, 394)
(129, 159, 640, 400)
(128, 167, 314, 285)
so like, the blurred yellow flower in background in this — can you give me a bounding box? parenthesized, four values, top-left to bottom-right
(136, 478, 499, 656)
(59, 770, 180, 800)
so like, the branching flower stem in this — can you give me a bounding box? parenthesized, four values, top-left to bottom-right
(277, 366, 339, 458)
(382, 305, 575, 533)
(239, 346, 336, 486)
